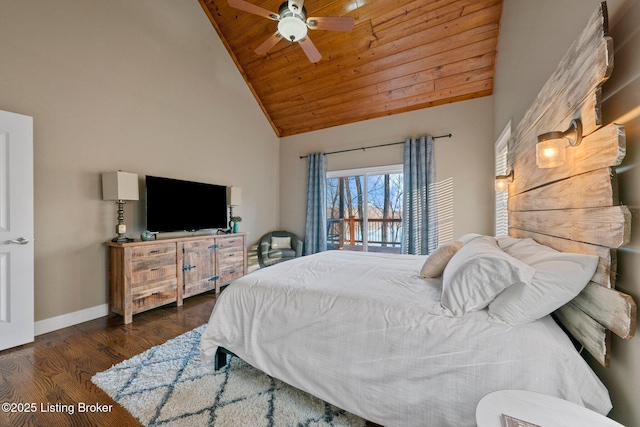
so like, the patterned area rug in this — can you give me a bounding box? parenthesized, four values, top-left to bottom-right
(92, 325, 366, 427)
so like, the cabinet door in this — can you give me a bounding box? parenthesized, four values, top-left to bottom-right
(182, 239, 217, 297)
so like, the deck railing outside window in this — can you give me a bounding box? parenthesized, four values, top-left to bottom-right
(327, 217, 402, 253)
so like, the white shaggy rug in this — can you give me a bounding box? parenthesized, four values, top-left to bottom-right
(92, 325, 366, 427)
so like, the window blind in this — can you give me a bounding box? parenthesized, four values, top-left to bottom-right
(495, 122, 510, 236)
(495, 147, 509, 236)
(431, 177, 454, 245)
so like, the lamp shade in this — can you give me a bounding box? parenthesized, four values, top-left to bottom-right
(228, 186, 242, 206)
(495, 178, 509, 192)
(102, 171, 139, 201)
(278, 16, 308, 42)
(535, 119, 582, 169)
(494, 171, 513, 193)
(536, 138, 566, 168)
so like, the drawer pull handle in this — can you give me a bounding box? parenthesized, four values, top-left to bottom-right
(150, 267, 160, 271)
(208, 244, 219, 249)
(183, 265, 196, 271)
(208, 276, 219, 282)
(152, 291, 161, 295)
(149, 250, 160, 254)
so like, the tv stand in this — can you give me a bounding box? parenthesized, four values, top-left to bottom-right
(105, 233, 247, 324)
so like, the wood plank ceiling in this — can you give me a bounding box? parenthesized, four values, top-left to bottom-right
(199, 0, 502, 137)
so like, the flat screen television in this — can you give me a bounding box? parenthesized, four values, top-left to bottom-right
(145, 175, 228, 233)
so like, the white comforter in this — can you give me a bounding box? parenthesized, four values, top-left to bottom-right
(200, 251, 611, 427)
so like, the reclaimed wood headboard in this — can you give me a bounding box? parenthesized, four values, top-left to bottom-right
(506, 2, 636, 367)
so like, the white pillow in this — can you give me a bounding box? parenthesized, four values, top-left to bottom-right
(420, 241, 463, 278)
(271, 236, 292, 250)
(432, 236, 536, 317)
(495, 235, 521, 251)
(488, 238, 598, 325)
(457, 233, 483, 245)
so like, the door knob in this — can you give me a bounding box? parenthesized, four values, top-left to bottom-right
(4, 237, 30, 245)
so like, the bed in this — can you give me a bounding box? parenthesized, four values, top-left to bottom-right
(200, 248, 612, 426)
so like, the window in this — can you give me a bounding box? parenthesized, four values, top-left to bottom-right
(327, 165, 403, 253)
(495, 121, 511, 236)
(326, 165, 453, 252)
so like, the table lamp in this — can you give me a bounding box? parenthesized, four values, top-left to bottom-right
(227, 186, 241, 229)
(102, 171, 139, 242)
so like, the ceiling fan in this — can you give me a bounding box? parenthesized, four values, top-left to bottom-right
(228, 0, 355, 63)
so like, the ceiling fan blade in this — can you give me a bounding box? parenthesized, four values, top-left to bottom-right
(255, 31, 283, 55)
(228, 0, 279, 20)
(298, 36, 321, 63)
(307, 16, 355, 31)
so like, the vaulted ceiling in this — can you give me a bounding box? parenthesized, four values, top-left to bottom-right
(199, 0, 502, 137)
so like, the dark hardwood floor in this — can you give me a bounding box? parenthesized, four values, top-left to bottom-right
(0, 293, 384, 427)
(0, 293, 218, 427)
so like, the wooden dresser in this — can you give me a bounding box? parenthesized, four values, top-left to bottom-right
(105, 233, 247, 324)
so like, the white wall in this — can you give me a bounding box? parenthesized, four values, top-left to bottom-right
(493, 1, 640, 424)
(279, 96, 495, 241)
(0, 0, 279, 321)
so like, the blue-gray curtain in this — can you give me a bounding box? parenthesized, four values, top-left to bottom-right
(304, 152, 327, 255)
(402, 136, 438, 255)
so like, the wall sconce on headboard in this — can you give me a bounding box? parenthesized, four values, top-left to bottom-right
(495, 170, 514, 192)
(536, 119, 583, 168)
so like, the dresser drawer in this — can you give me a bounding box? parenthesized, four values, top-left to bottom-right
(130, 253, 177, 286)
(218, 263, 244, 284)
(131, 279, 177, 313)
(217, 236, 244, 249)
(218, 246, 243, 262)
(130, 243, 175, 259)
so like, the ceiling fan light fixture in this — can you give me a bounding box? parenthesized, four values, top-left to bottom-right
(278, 16, 307, 42)
(229, 0, 354, 62)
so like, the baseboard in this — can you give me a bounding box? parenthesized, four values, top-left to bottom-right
(34, 304, 109, 336)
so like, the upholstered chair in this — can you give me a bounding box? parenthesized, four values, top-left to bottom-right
(259, 231, 303, 267)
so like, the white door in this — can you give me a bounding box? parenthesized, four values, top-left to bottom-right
(0, 110, 34, 351)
